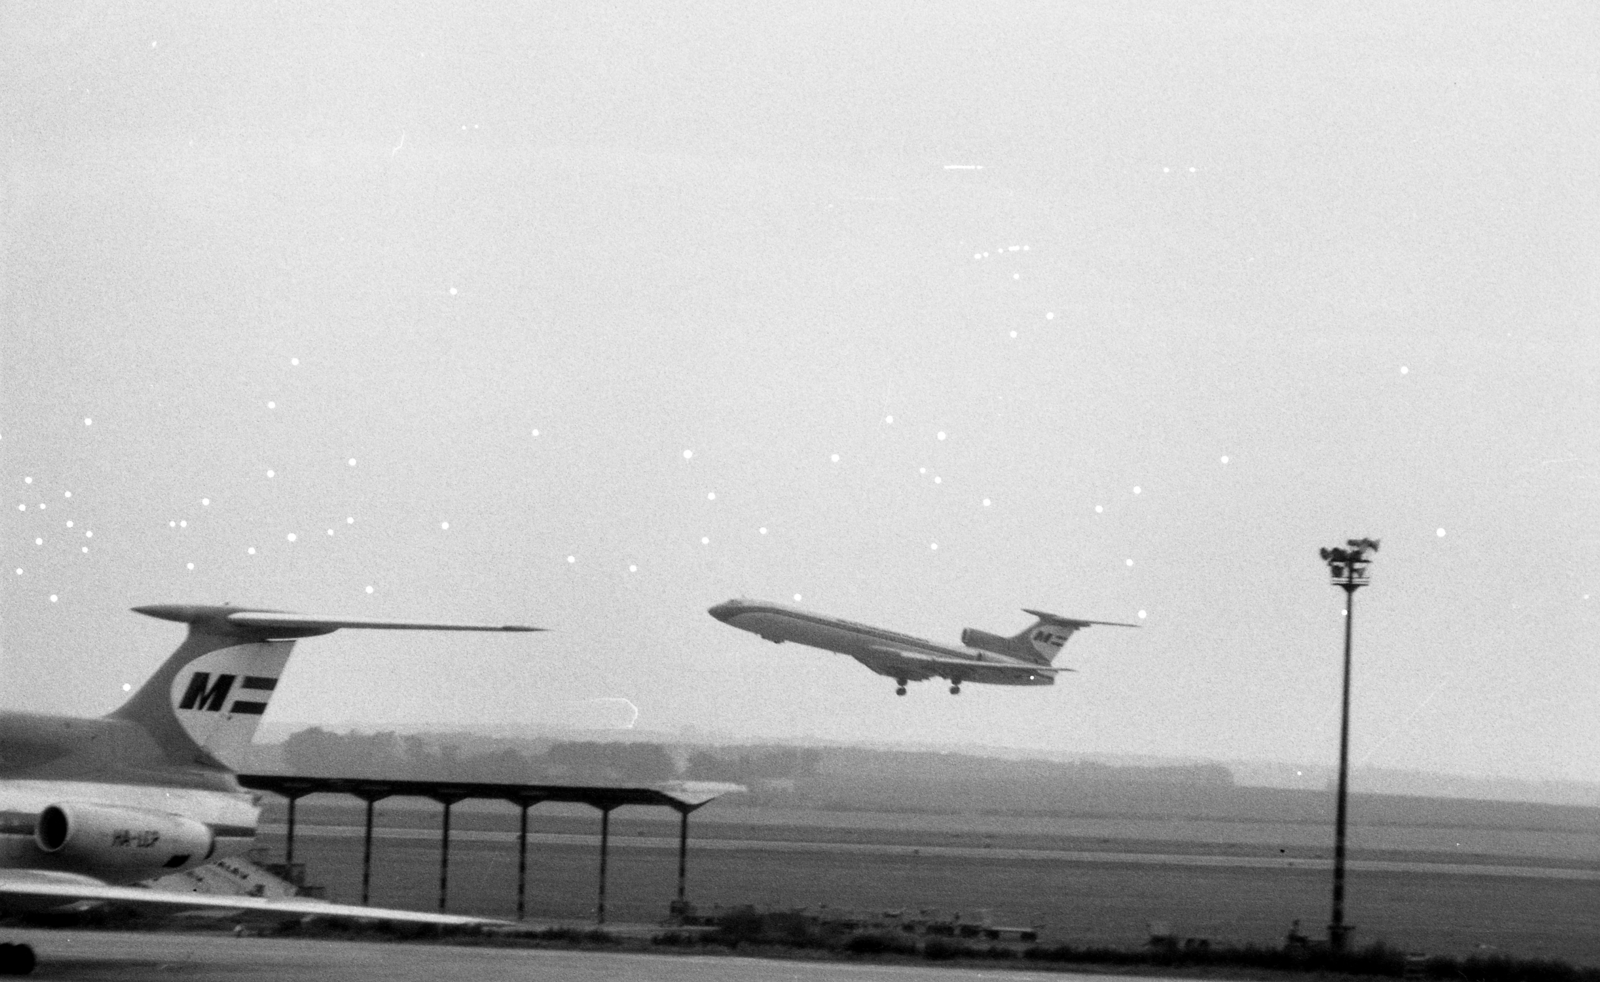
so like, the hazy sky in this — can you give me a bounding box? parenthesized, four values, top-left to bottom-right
(3, 3, 1596, 782)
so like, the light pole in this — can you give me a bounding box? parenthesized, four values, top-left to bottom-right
(1318, 537, 1378, 953)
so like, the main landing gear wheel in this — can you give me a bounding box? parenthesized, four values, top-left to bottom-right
(0, 942, 36, 976)
(894, 679, 908, 696)
(948, 683, 962, 695)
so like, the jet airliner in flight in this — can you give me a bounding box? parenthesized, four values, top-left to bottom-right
(0, 604, 540, 974)
(709, 598, 1136, 695)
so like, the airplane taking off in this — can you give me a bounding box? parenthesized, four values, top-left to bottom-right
(0, 604, 540, 975)
(709, 598, 1136, 695)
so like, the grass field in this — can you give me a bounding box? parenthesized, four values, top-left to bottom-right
(251, 798, 1600, 966)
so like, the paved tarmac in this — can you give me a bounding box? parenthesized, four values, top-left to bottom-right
(5, 928, 1159, 982)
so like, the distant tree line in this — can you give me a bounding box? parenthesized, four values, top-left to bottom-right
(276, 729, 821, 786)
(816, 748, 1233, 787)
(279, 729, 682, 784)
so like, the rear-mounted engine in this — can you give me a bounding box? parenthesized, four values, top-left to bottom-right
(35, 802, 214, 875)
(961, 628, 1008, 652)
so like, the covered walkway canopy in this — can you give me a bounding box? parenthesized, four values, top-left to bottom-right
(237, 774, 739, 922)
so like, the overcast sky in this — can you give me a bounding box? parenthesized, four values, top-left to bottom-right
(2, 3, 1595, 782)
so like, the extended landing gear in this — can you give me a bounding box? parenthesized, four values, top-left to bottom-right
(948, 680, 963, 695)
(894, 678, 908, 696)
(0, 942, 36, 976)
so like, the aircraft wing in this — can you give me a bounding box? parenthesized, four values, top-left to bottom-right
(866, 645, 1074, 674)
(0, 870, 508, 927)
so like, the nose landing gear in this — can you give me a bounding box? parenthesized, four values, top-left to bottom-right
(894, 678, 908, 696)
(948, 680, 962, 695)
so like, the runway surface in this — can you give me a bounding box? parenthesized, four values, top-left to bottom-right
(243, 801, 1600, 964)
(5, 928, 1180, 982)
(261, 821, 1600, 880)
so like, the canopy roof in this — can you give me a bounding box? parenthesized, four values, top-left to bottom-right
(238, 773, 740, 811)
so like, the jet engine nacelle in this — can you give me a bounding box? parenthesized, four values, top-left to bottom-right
(35, 802, 214, 875)
(961, 628, 1010, 653)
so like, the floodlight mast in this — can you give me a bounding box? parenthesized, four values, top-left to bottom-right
(1319, 538, 1378, 953)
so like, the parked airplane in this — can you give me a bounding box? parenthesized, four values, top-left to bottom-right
(708, 598, 1135, 695)
(0, 604, 540, 975)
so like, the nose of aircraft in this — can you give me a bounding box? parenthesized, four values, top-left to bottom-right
(707, 600, 739, 623)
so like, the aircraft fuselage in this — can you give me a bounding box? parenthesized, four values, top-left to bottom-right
(708, 599, 1055, 688)
(0, 778, 257, 884)
(0, 711, 258, 885)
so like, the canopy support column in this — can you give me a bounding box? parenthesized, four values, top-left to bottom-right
(283, 793, 302, 868)
(354, 792, 391, 906)
(502, 792, 545, 922)
(676, 807, 690, 903)
(596, 805, 615, 924)
(426, 791, 470, 912)
(439, 799, 452, 911)
(516, 802, 530, 920)
(363, 798, 375, 905)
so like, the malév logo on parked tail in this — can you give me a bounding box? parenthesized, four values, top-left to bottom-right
(177, 672, 276, 715)
(168, 641, 292, 764)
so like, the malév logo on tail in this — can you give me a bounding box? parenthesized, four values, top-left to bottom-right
(167, 641, 293, 765)
(177, 673, 276, 715)
(1031, 629, 1071, 657)
(177, 672, 231, 711)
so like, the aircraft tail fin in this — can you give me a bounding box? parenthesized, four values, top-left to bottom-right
(961, 609, 1138, 666)
(109, 605, 542, 772)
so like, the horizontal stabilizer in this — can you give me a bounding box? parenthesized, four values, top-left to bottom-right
(133, 605, 543, 634)
(224, 612, 543, 633)
(1021, 609, 1140, 629)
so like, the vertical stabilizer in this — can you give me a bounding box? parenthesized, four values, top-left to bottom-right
(109, 607, 332, 771)
(109, 605, 542, 772)
(962, 610, 1138, 666)
(168, 640, 295, 766)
